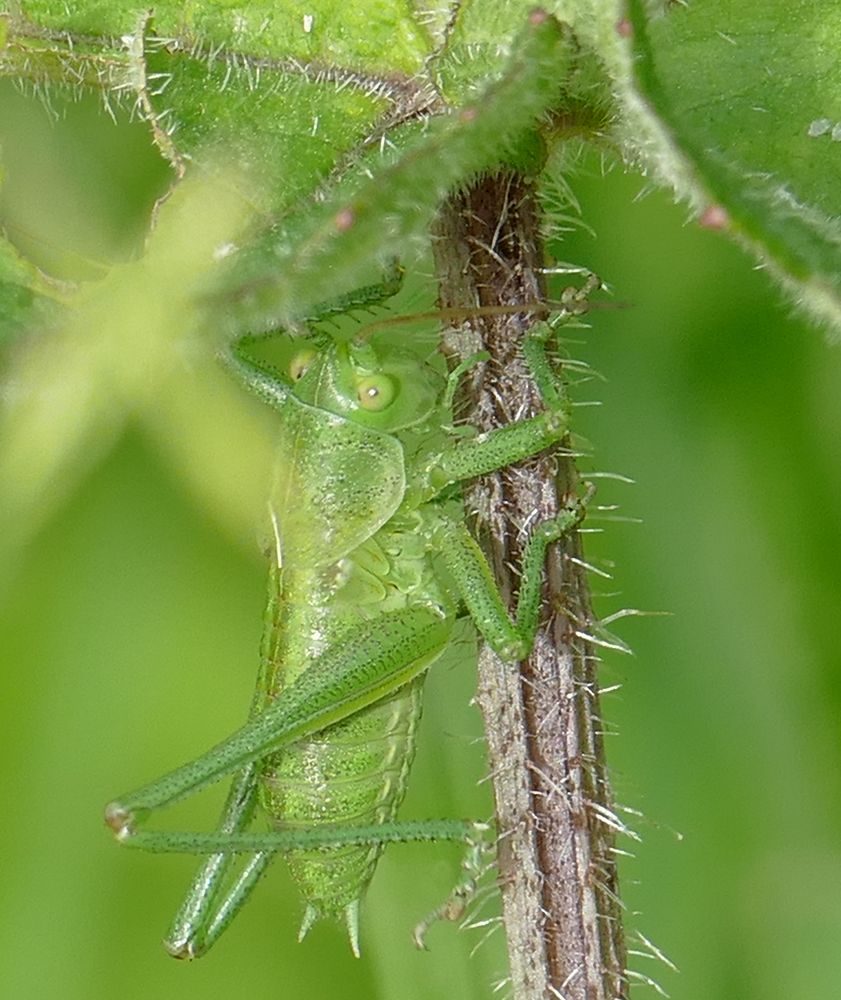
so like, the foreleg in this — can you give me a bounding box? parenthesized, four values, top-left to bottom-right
(435, 489, 590, 662)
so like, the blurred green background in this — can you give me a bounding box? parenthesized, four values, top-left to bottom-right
(1, 80, 840, 1000)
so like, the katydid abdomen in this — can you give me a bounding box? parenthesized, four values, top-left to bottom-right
(260, 675, 425, 939)
(256, 522, 446, 945)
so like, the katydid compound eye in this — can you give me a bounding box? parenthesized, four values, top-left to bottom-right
(289, 349, 318, 381)
(356, 374, 396, 411)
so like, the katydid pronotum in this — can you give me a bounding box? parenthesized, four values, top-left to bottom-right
(104, 265, 594, 959)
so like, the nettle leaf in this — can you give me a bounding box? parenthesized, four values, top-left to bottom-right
(621, 0, 841, 335)
(216, 12, 575, 334)
(0, 2, 611, 320)
(2, 2, 431, 208)
(0, 1, 560, 336)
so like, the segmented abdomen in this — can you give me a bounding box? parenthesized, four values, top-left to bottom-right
(259, 672, 424, 919)
(256, 518, 446, 929)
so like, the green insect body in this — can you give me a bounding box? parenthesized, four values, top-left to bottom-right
(253, 339, 454, 937)
(105, 280, 590, 959)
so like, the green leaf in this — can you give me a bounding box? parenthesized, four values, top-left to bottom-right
(0, 235, 62, 345)
(0, 1, 436, 334)
(214, 11, 574, 334)
(3, 3, 434, 214)
(622, 0, 841, 335)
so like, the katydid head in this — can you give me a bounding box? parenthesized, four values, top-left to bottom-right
(288, 339, 438, 431)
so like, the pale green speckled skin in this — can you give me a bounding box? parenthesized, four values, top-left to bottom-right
(251, 338, 456, 921)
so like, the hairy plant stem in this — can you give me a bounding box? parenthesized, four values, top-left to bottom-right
(432, 173, 627, 1000)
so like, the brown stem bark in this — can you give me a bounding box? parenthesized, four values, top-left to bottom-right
(432, 172, 627, 1000)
